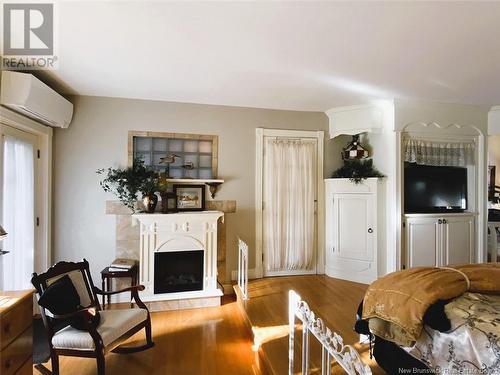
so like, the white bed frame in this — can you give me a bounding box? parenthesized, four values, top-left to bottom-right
(288, 290, 372, 375)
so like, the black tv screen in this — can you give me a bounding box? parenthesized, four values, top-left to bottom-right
(404, 163, 467, 213)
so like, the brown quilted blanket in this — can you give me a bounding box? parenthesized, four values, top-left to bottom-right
(362, 263, 500, 346)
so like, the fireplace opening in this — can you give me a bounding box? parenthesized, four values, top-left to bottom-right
(154, 250, 204, 294)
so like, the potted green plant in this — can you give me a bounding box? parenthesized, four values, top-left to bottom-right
(97, 158, 159, 213)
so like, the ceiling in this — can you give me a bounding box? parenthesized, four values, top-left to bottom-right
(38, 1, 500, 111)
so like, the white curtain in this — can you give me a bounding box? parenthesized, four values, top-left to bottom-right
(263, 139, 315, 271)
(403, 138, 475, 167)
(1, 135, 34, 290)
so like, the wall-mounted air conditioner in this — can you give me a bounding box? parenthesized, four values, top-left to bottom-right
(0, 71, 73, 128)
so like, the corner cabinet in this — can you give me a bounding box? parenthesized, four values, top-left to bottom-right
(325, 178, 379, 284)
(404, 214, 475, 268)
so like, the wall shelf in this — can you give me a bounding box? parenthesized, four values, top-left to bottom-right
(163, 178, 224, 184)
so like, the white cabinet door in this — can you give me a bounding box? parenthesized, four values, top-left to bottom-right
(325, 178, 379, 284)
(333, 193, 375, 262)
(442, 216, 474, 265)
(405, 217, 440, 267)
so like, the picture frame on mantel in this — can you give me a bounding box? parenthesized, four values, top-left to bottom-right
(174, 184, 206, 211)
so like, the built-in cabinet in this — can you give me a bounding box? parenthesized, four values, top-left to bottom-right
(325, 178, 379, 284)
(404, 214, 475, 268)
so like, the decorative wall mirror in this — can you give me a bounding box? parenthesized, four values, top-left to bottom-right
(128, 131, 218, 179)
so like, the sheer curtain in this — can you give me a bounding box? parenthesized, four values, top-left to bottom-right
(263, 139, 315, 271)
(1, 135, 35, 290)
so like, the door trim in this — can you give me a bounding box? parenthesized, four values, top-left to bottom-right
(255, 128, 324, 278)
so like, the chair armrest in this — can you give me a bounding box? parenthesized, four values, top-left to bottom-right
(93, 285, 145, 296)
(94, 285, 149, 310)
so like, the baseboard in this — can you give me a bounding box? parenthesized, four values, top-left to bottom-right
(324, 265, 374, 285)
(222, 283, 235, 295)
(230, 268, 259, 281)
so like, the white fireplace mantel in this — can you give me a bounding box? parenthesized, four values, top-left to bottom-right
(133, 211, 224, 303)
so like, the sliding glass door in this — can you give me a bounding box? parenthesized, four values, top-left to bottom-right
(0, 125, 37, 290)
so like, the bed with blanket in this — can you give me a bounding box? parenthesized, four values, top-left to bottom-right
(354, 263, 500, 374)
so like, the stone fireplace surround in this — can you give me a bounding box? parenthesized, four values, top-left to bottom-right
(105, 200, 236, 311)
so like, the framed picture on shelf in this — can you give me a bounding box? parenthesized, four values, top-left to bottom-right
(160, 191, 178, 213)
(173, 184, 205, 211)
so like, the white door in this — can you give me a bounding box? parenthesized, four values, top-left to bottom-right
(405, 217, 440, 268)
(0, 125, 38, 290)
(333, 193, 374, 263)
(262, 134, 319, 276)
(442, 216, 474, 266)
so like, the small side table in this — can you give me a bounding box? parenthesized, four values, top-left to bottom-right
(100, 265, 139, 309)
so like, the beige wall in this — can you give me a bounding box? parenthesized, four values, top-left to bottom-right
(53, 95, 344, 283)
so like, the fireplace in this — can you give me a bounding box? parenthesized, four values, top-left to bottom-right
(133, 212, 224, 310)
(154, 250, 204, 294)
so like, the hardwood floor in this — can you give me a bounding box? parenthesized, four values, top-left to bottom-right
(39, 276, 382, 375)
(43, 296, 263, 375)
(237, 275, 384, 375)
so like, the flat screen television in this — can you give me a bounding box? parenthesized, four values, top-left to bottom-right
(404, 162, 467, 213)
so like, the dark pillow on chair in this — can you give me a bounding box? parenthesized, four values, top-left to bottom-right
(38, 274, 100, 331)
(39, 274, 81, 315)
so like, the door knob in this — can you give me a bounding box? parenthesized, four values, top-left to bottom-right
(368, 228, 373, 233)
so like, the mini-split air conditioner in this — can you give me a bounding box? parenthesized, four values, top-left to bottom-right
(0, 71, 73, 128)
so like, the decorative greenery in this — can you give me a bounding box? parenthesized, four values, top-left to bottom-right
(331, 159, 384, 184)
(140, 175, 160, 195)
(97, 158, 158, 212)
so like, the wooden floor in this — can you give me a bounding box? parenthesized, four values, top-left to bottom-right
(237, 275, 383, 375)
(40, 276, 382, 375)
(42, 296, 263, 375)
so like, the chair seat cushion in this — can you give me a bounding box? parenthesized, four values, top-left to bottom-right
(52, 308, 147, 350)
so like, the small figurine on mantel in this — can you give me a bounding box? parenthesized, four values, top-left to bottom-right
(331, 134, 384, 184)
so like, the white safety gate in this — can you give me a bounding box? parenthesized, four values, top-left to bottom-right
(288, 290, 371, 375)
(237, 238, 249, 300)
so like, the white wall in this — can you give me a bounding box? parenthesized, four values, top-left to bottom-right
(361, 130, 396, 276)
(53, 95, 346, 283)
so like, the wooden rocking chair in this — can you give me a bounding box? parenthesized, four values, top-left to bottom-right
(31, 259, 154, 375)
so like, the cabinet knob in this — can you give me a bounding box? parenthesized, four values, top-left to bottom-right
(368, 228, 373, 233)
(438, 219, 443, 224)
(442, 219, 447, 224)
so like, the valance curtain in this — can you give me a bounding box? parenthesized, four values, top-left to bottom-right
(263, 139, 315, 271)
(403, 138, 475, 167)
